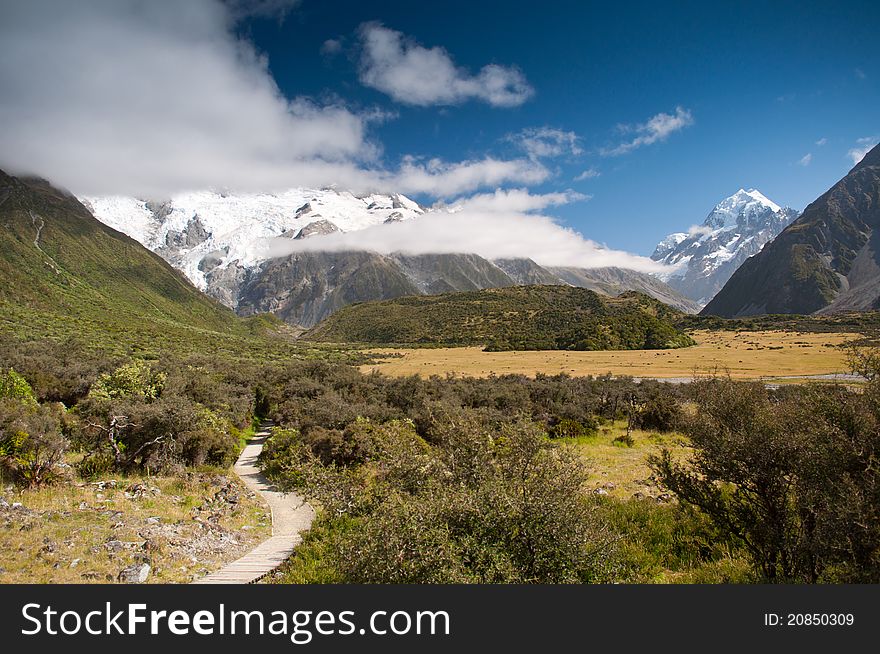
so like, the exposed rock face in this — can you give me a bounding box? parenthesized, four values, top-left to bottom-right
(545, 266, 701, 314)
(163, 215, 210, 249)
(652, 189, 798, 306)
(704, 144, 880, 317)
(230, 251, 698, 327)
(294, 219, 339, 239)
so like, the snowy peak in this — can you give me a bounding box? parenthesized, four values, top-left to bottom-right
(703, 188, 782, 229)
(81, 188, 424, 291)
(651, 189, 798, 307)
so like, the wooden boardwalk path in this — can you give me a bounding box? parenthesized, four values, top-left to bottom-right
(193, 424, 315, 584)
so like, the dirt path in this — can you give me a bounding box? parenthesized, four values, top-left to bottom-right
(193, 424, 314, 584)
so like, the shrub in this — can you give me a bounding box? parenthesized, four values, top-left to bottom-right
(0, 400, 69, 487)
(0, 368, 37, 407)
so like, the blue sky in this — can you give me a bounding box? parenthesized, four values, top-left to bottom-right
(0, 0, 876, 262)
(241, 0, 879, 254)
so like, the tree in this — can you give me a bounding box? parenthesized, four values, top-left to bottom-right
(652, 377, 880, 582)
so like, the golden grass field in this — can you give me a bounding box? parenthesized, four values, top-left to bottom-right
(361, 329, 861, 380)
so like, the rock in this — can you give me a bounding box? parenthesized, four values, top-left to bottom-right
(603, 482, 617, 490)
(146, 516, 161, 524)
(117, 563, 150, 584)
(69, 558, 81, 568)
(656, 493, 672, 503)
(593, 488, 609, 496)
(104, 540, 125, 552)
(12, 502, 23, 509)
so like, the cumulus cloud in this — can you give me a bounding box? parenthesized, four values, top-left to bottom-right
(438, 188, 589, 214)
(815, 137, 827, 146)
(356, 22, 533, 107)
(848, 137, 878, 165)
(574, 167, 600, 181)
(601, 107, 694, 156)
(798, 153, 812, 166)
(506, 127, 582, 160)
(393, 157, 549, 197)
(0, 1, 549, 198)
(261, 202, 667, 273)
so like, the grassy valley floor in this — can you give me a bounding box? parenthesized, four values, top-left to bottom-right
(360, 329, 859, 380)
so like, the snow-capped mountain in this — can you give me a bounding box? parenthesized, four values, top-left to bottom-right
(652, 189, 799, 306)
(82, 187, 699, 326)
(81, 188, 424, 292)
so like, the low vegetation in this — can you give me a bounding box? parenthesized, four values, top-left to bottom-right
(306, 286, 696, 351)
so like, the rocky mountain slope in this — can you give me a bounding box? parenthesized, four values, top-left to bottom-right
(702, 144, 880, 317)
(652, 189, 798, 306)
(83, 189, 698, 326)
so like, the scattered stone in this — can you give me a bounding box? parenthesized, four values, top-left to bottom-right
(146, 516, 161, 525)
(69, 559, 81, 569)
(603, 482, 617, 490)
(656, 493, 672, 503)
(81, 571, 102, 580)
(117, 563, 151, 584)
(593, 488, 609, 496)
(124, 483, 161, 499)
(104, 540, 125, 553)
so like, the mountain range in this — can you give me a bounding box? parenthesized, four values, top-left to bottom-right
(83, 189, 700, 326)
(652, 188, 799, 306)
(704, 143, 880, 317)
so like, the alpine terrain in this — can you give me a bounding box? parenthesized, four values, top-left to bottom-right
(703, 143, 880, 317)
(84, 190, 699, 326)
(652, 189, 798, 306)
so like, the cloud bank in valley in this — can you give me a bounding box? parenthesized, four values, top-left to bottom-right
(261, 190, 668, 273)
(0, 1, 545, 198)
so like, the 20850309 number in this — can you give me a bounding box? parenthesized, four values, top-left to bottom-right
(764, 613, 854, 626)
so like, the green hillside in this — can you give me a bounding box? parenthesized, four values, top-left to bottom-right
(305, 285, 696, 350)
(0, 170, 301, 360)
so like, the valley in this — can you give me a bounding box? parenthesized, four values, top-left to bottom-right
(359, 329, 859, 380)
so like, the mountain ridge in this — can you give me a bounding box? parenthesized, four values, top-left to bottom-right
(702, 144, 880, 317)
(652, 188, 798, 306)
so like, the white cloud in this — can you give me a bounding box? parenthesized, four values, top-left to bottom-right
(320, 38, 343, 56)
(574, 167, 600, 181)
(0, 1, 547, 198)
(855, 68, 867, 80)
(506, 127, 582, 160)
(815, 137, 827, 146)
(798, 153, 812, 167)
(848, 137, 878, 165)
(356, 22, 533, 107)
(262, 203, 667, 273)
(601, 107, 694, 156)
(438, 188, 589, 214)
(392, 157, 549, 197)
